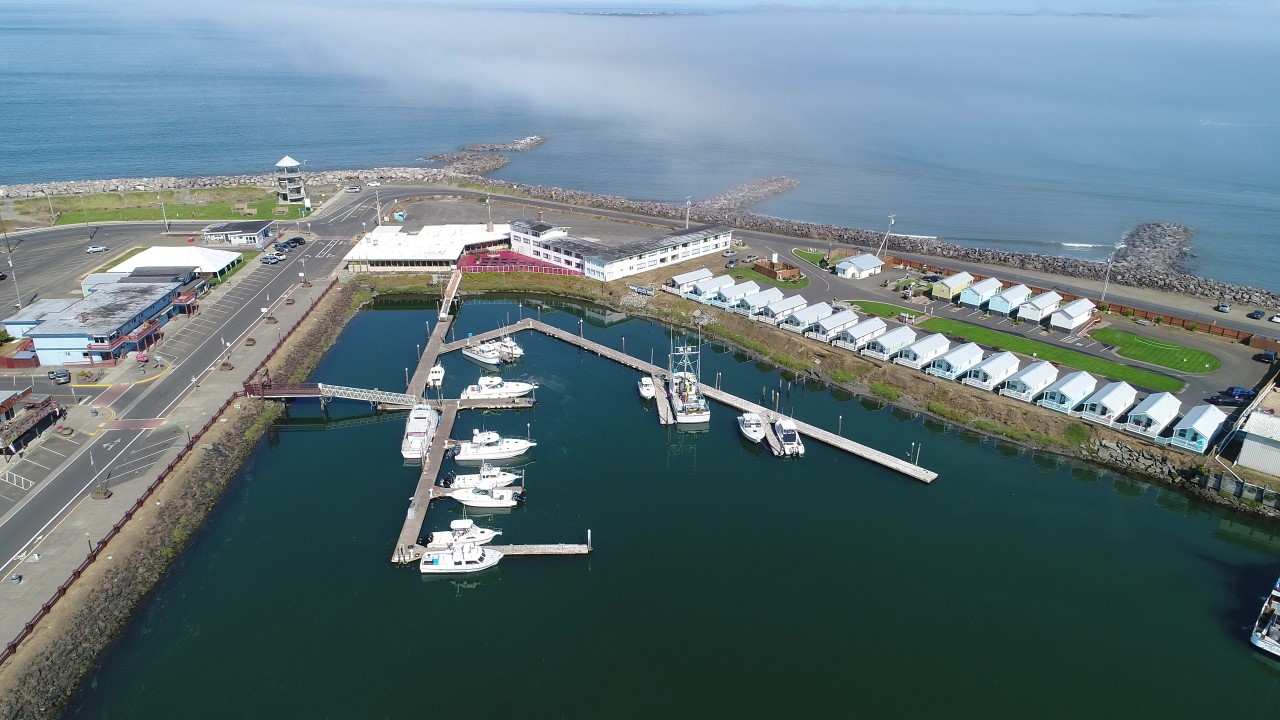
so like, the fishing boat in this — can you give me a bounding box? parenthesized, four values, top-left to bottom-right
(450, 429, 537, 462)
(460, 375, 538, 400)
(773, 417, 805, 457)
(438, 463, 523, 489)
(1252, 576, 1280, 658)
(451, 485, 523, 509)
(637, 376, 656, 400)
(400, 405, 440, 460)
(737, 412, 767, 443)
(668, 340, 710, 424)
(419, 542, 503, 574)
(425, 364, 445, 390)
(424, 518, 501, 549)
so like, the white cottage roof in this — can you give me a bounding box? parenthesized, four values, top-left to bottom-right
(789, 302, 834, 325)
(842, 317, 887, 339)
(765, 295, 807, 314)
(815, 310, 859, 333)
(1129, 392, 1181, 425)
(971, 350, 1019, 377)
(1175, 404, 1227, 437)
(872, 325, 916, 349)
(692, 275, 734, 295)
(936, 342, 983, 367)
(905, 333, 950, 356)
(1044, 370, 1097, 400)
(1084, 381, 1137, 414)
(1055, 298, 1096, 320)
(672, 268, 713, 286)
(938, 271, 974, 290)
(837, 253, 884, 272)
(993, 284, 1031, 305)
(965, 277, 1003, 296)
(717, 281, 760, 300)
(1023, 291, 1063, 311)
(742, 287, 783, 307)
(1008, 360, 1058, 389)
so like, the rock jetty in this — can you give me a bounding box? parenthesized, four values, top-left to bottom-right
(462, 136, 548, 152)
(694, 176, 800, 211)
(422, 152, 511, 175)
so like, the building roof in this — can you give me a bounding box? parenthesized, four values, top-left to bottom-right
(28, 282, 179, 337)
(814, 310, 859, 333)
(788, 302, 833, 325)
(971, 350, 1019, 377)
(511, 219, 567, 236)
(1007, 360, 1058, 389)
(871, 325, 916, 349)
(741, 287, 783, 307)
(1084, 381, 1137, 413)
(1045, 370, 1097, 400)
(535, 224, 732, 265)
(905, 332, 949, 356)
(992, 284, 1031, 305)
(346, 223, 512, 264)
(202, 220, 274, 235)
(671, 268, 713, 286)
(1174, 404, 1227, 437)
(964, 277, 1003, 297)
(1054, 298, 1096, 320)
(716, 281, 760, 300)
(1129, 392, 1181, 425)
(3, 298, 80, 325)
(110, 246, 243, 275)
(692, 275, 734, 295)
(1022, 291, 1063, 311)
(276, 155, 300, 168)
(765, 295, 807, 314)
(836, 253, 884, 272)
(937, 342, 983, 368)
(937, 271, 974, 290)
(1242, 411, 1280, 442)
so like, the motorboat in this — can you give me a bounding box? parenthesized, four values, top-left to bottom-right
(461, 339, 509, 366)
(451, 485, 523, 509)
(419, 542, 503, 574)
(425, 364, 445, 390)
(637, 376, 656, 400)
(737, 412, 767, 443)
(1252, 576, 1280, 658)
(496, 335, 525, 358)
(773, 417, 805, 457)
(424, 518, 501, 549)
(400, 405, 440, 460)
(460, 375, 537, 400)
(438, 463, 523, 489)
(668, 340, 710, 424)
(450, 429, 537, 462)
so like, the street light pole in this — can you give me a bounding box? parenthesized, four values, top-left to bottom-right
(43, 189, 55, 227)
(875, 213, 896, 259)
(158, 193, 169, 232)
(1100, 246, 1118, 305)
(685, 196, 692, 229)
(79, 192, 91, 240)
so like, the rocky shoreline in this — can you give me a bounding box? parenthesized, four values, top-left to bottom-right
(694, 176, 800, 211)
(462, 136, 548, 152)
(422, 153, 511, 175)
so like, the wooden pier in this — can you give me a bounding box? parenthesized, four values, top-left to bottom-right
(490, 543, 591, 556)
(393, 402, 460, 563)
(437, 319, 536, 355)
(653, 375, 676, 425)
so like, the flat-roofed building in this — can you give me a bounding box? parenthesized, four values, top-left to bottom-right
(15, 283, 181, 366)
(345, 223, 510, 272)
(999, 361, 1058, 402)
(511, 221, 733, 282)
(201, 220, 276, 246)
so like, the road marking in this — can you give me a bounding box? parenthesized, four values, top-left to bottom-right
(21, 459, 52, 471)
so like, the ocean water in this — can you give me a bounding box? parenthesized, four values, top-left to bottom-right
(2, 3, 1279, 290)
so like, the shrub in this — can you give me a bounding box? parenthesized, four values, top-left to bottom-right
(1186, 322, 1198, 331)
(1098, 303, 1110, 312)
(1124, 308, 1135, 317)
(869, 382, 901, 401)
(1153, 316, 1163, 325)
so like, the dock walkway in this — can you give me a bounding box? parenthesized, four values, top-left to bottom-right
(393, 403, 459, 562)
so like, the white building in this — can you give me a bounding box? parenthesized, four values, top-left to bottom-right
(833, 317, 887, 352)
(105, 246, 243, 282)
(924, 342, 984, 380)
(670, 268, 713, 293)
(345, 223, 510, 272)
(201, 220, 276, 247)
(510, 220, 733, 281)
(1050, 299, 1097, 333)
(756, 295, 807, 325)
(1037, 371, 1098, 413)
(894, 333, 951, 369)
(1237, 412, 1280, 476)
(833, 253, 884, 279)
(988, 284, 1032, 317)
(960, 351, 1020, 391)
(735, 287, 783, 316)
(804, 310, 860, 342)
(1078, 381, 1138, 427)
(781, 302, 834, 334)
(9, 283, 182, 366)
(958, 277, 1003, 309)
(690, 275, 734, 301)
(1124, 392, 1182, 438)
(1018, 291, 1063, 323)
(998, 361, 1059, 402)
(860, 325, 917, 360)
(1170, 404, 1227, 454)
(709, 281, 760, 308)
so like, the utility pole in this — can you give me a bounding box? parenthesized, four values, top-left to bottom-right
(43, 189, 55, 227)
(1100, 243, 1120, 305)
(685, 196, 692, 229)
(3, 220, 22, 311)
(157, 193, 169, 232)
(875, 213, 896, 259)
(375, 189, 382, 225)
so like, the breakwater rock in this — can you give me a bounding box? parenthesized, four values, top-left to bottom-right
(695, 176, 800, 211)
(462, 136, 548, 152)
(422, 153, 511, 175)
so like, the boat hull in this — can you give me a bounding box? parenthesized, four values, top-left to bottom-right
(737, 416, 766, 443)
(419, 547, 503, 574)
(453, 439, 536, 462)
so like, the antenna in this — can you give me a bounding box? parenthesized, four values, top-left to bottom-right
(875, 213, 896, 259)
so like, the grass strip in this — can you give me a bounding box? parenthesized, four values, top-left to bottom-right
(1089, 328, 1221, 373)
(848, 301, 922, 319)
(728, 266, 810, 290)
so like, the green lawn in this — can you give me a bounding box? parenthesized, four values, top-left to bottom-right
(847, 301, 922, 319)
(793, 249, 827, 267)
(56, 199, 303, 225)
(15, 188, 305, 225)
(1089, 328, 1221, 373)
(917, 317, 1184, 392)
(729, 266, 809, 290)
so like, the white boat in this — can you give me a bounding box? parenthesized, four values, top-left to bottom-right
(419, 542, 503, 574)
(461, 340, 507, 366)
(773, 417, 805, 457)
(496, 335, 524, 358)
(425, 364, 445, 389)
(424, 518, 501, 549)
(1252, 576, 1280, 658)
(400, 405, 440, 460)
(451, 429, 537, 462)
(737, 412, 767, 443)
(439, 463, 523, 489)
(668, 340, 710, 424)
(451, 485, 523, 509)
(460, 375, 538, 400)
(637, 376, 656, 400)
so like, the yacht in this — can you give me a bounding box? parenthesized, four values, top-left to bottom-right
(737, 412, 767, 443)
(419, 542, 503, 574)
(425, 364, 445, 390)
(773, 417, 805, 457)
(424, 518, 501, 549)
(451, 485, 523, 509)
(460, 375, 537, 400)
(496, 335, 525, 358)
(450, 429, 537, 462)
(461, 339, 508, 366)
(439, 463, 523, 489)
(1252, 576, 1280, 658)
(668, 340, 710, 424)
(400, 405, 440, 460)
(637, 376, 656, 400)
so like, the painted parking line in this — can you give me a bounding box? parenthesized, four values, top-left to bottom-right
(39, 445, 68, 458)
(20, 458, 52, 471)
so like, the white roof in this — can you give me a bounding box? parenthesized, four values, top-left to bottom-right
(741, 287, 783, 307)
(1044, 370, 1097, 400)
(964, 277, 1003, 296)
(971, 350, 1019, 377)
(842, 317, 887, 339)
(836, 253, 884, 272)
(788, 302, 834, 325)
(1007, 360, 1058, 389)
(1174, 404, 1227, 437)
(937, 271, 974, 290)
(871, 324, 916, 349)
(345, 223, 511, 264)
(692, 275, 734, 294)
(672, 268, 713, 286)
(1055, 298, 1096, 320)
(905, 332, 949, 356)
(936, 342, 983, 367)
(815, 309, 859, 333)
(1129, 392, 1181, 425)
(992, 284, 1031, 305)
(1022, 291, 1063, 311)
(276, 155, 300, 168)
(1084, 381, 1137, 413)
(109, 246, 242, 274)
(765, 295, 807, 314)
(1242, 411, 1280, 442)
(717, 281, 760, 300)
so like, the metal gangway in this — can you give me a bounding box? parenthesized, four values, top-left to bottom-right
(316, 384, 420, 408)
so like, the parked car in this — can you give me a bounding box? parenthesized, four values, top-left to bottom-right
(726, 259, 740, 269)
(1209, 395, 1248, 407)
(345, 186, 362, 193)
(1257, 350, 1278, 364)
(272, 251, 288, 260)
(1248, 309, 1266, 320)
(287, 236, 306, 246)
(86, 245, 109, 254)
(273, 243, 292, 252)
(367, 181, 381, 187)
(744, 254, 759, 263)
(0, 271, 7, 280)
(260, 255, 280, 265)
(922, 274, 942, 283)
(722, 250, 738, 258)
(1215, 302, 1232, 313)
(1225, 386, 1257, 398)
(1271, 314, 1280, 324)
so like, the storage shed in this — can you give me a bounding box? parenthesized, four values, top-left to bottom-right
(832, 317, 887, 351)
(833, 253, 884, 279)
(670, 268, 713, 293)
(893, 333, 951, 369)
(756, 295, 808, 325)
(1169, 404, 1227, 454)
(1237, 412, 1280, 475)
(998, 361, 1058, 402)
(804, 309, 860, 342)
(931, 272, 974, 301)
(1050, 299, 1096, 333)
(924, 342, 984, 380)
(1037, 371, 1098, 413)
(958, 278, 1004, 309)
(860, 325, 917, 360)
(960, 351, 1020, 391)
(1078, 381, 1138, 426)
(782, 302, 834, 333)
(735, 287, 783, 316)
(1123, 392, 1181, 438)
(988, 284, 1031, 317)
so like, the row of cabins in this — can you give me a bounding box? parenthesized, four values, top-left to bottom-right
(933, 272, 1096, 332)
(671, 269, 1225, 453)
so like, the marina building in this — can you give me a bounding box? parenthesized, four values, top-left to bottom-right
(781, 302, 834, 334)
(833, 253, 884, 279)
(201, 220, 276, 246)
(860, 325, 917, 360)
(960, 351, 1020, 391)
(988, 284, 1031, 317)
(756, 295, 807, 325)
(804, 310, 860, 342)
(4, 282, 183, 366)
(1018, 291, 1063, 324)
(1237, 411, 1280, 475)
(998, 361, 1059, 402)
(510, 220, 733, 282)
(1037, 371, 1098, 413)
(1169, 404, 1228, 454)
(931, 272, 974, 302)
(894, 333, 950, 369)
(669, 268, 713, 293)
(832, 317, 887, 352)
(734, 287, 783, 316)
(924, 342, 984, 380)
(958, 277, 1004, 309)
(345, 223, 511, 272)
(1124, 392, 1181, 438)
(1050, 299, 1097, 333)
(1077, 381, 1138, 427)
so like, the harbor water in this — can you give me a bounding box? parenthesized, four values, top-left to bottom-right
(65, 298, 1280, 718)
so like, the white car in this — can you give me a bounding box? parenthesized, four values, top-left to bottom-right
(345, 186, 362, 193)
(86, 245, 109, 254)
(1271, 315, 1280, 324)
(367, 181, 381, 187)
